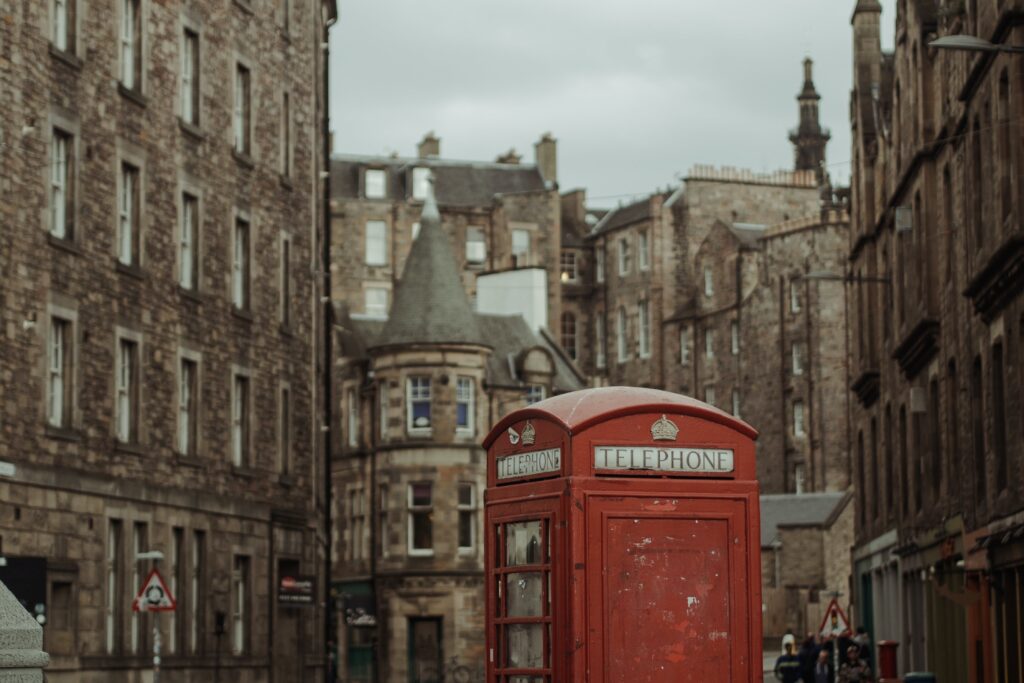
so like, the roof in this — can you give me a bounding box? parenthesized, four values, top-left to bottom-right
(371, 184, 487, 349)
(477, 314, 585, 393)
(483, 386, 758, 448)
(759, 492, 850, 548)
(330, 155, 548, 208)
(589, 196, 655, 237)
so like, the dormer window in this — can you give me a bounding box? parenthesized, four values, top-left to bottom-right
(411, 167, 430, 200)
(406, 377, 431, 433)
(365, 169, 386, 199)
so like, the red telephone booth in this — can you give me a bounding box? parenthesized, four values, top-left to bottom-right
(483, 387, 762, 682)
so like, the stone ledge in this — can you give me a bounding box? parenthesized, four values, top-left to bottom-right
(0, 580, 49, 680)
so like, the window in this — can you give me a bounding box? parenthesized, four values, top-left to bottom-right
(638, 301, 651, 358)
(48, 317, 73, 428)
(105, 519, 123, 654)
(48, 579, 74, 653)
(378, 484, 389, 558)
(704, 385, 716, 406)
(704, 328, 714, 359)
(280, 236, 291, 327)
(115, 338, 139, 443)
(561, 312, 578, 360)
(596, 246, 605, 282)
(180, 193, 199, 290)
(794, 464, 806, 495)
(730, 321, 739, 355)
(679, 327, 690, 365)
(189, 530, 204, 654)
(790, 279, 801, 312)
(732, 389, 740, 418)
(412, 167, 430, 200)
(792, 343, 804, 376)
(347, 387, 359, 448)
(364, 169, 386, 199)
(231, 373, 250, 466)
(408, 483, 433, 555)
(616, 307, 628, 362)
(52, 0, 75, 52)
(279, 386, 291, 475)
(466, 227, 486, 264)
(458, 483, 475, 553)
(280, 91, 291, 177)
(793, 400, 805, 437)
(118, 162, 140, 266)
(456, 377, 474, 435)
(232, 218, 250, 310)
(231, 556, 250, 654)
(130, 522, 147, 654)
(638, 231, 650, 270)
(177, 357, 197, 456)
(595, 317, 606, 369)
(365, 220, 387, 266)
(168, 527, 184, 654)
(181, 29, 199, 125)
(348, 487, 365, 561)
(411, 222, 421, 240)
(378, 382, 389, 441)
(618, 237, 631, 275)
(233, 63, 251, 155)
(407, 377, 431, 432)
(526, 384, 545, 404)
(364, 288, 388, 319)
(50, 129, 73, 240)
(992, 342, 1007, 491)
(560, 251, 578, 282)
(703, 266, 713, 296)
(512, 229, 530, 266)
(120, 0, 141, 91)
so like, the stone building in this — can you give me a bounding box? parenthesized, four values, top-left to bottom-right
(0, 1, 336, 681)
(848, 1, 1024, 680)
(329, 186, 582, 683)
(329, 133, 563, 333)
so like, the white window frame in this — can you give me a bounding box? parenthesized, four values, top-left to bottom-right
(52, 0, 70, 51)
(704, 328, 714, 360)
(179, 192, 199, 290)
(115, 334, 140, 443)
(526, 384, 546, 404)
(412, 167, 430, 200)
(230, 556, 249, 654)
(364, 169, 386, 199)
(233, 62, 251, 155)
(180, 28, 199, 125)
(704, 385, 716, 406)
(378, 382, 389, 441)
(793, 400, 805, 437)
(616, 307, 628, 363)
(177, 354, 199, 456)
(731, 321, 739, 355)
(347, 387, 358, 448)
(411, 222, 421, 241)
(638, 300, 651, 358)
(792, 342, 804, 376)
(407, 482, 434, 557)
(50, 128, 70, 239)
(704, 265, 714, 297)
(120, 0, 140, 90)
(560, 251, 578, 282)
(365, 220, 387, 266)
(595, 317, 606, 369)
(732, 389, 741, 418)
(790, 279, 802, 313)
(406, 377, 431, 434)
(231, 371, 250, 467)
(280, 90, 292, 177)
(47, 316, 73, 429)
(455, 376, 474, 436)
(638, 231, 650, 270)
(117, 162, 138, 266)
(618, 237, 631, 275)
(680, 326, 690, 365)
(364, 287, 388, 319)
(279, 233, 291, 327)
(348, 487, 365, 562)
(457, 482, 476, 554)
(466, 226, 486, 264)
(596, 245, 605, 283)
(105, 519, 121, 654)
(232, 217, 250, 310)
(511, 228, 530, 265)
(561, 312, 578, 361)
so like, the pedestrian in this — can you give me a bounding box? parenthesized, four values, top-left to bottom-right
(853, 626, 872, 666)
(812, 649, 833, 683)
(781, 628, 797, 654)
(798, 634, 820, 682)
(837, 644, 874, 683)
(774, 641, 803, 683)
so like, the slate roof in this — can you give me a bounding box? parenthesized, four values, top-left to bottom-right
(589, 196, 654, 237)
(330, 155, 548, 208)
(371, 185, 486, 349)
(759, 492, 850, 548)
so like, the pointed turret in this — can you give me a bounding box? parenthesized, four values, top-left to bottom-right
(789, 58, 831, 181)
(371, 177, 487, 349)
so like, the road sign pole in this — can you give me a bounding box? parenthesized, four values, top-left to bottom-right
(153, 609, 161, 683)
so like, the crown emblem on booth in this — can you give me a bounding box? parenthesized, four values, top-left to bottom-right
(650, 415, 679, 441)
(521, 421, 536, 446)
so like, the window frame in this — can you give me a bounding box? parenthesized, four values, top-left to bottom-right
(346, 386, 359, 449)
(115, 333, 141, 444)
(616, 307, 628, 363)
(790, 278, 802, 313)
(117, 161, 141, 267)
(233, 62, 252, 155)
(704, 328, 714, 360)
(703, 265, 714, 297)
(364, 287, 388, 319)
(561, 312, 578, 361)
(618, 237, 631, 275)
(119, 0, 143, 92)
(679, 326, 690, 365)
(560, 250, 578, 282)
(455, 376, 474, 436)
(411, 167, 430, 200)
(231, 371, 251, 467)
(638, 300, 651, 358)
(406, 376, 432, 435)
(595, 316, 606, 369)
(180, 27, 200, 126)
(179, 191, 200, 290)
(792, 342, 804, 376)
(47, 315, 75, 429)
(730, 321, 739, 356)
(466, 226, 486, 264)
(280, 90, 292, 178)
(526, 384, 546, 404)
(279, 232, 292, 328)
(364, 169, 387, 199)
(50, 127, 75, 241)
(407, 482, 434, 557)
(231, 215, 251, 311)
(364, 220, 388, 266)
(793, 399, 806, 438)
(638, 230, 650, 271)
(51, 0, 76, 54)
(511, 228, 531, 266)
(230, 555, 250, 655)
(457, 482, 476, 555)
(177, 353, 199, 457)
(595, 245, 605, 282)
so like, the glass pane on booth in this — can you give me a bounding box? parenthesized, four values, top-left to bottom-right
(505, 521, 542, 566)
(506, 572, 543, 617)
(505, 623, 544, 669)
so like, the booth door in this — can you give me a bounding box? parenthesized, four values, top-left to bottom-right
(586, 496, 753, 683)
(487, 497, 562, 683)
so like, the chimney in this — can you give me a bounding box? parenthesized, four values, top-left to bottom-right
(496, 148, 522, 165)
(534, 132, 557, 186)
(418, 132, 440, 159)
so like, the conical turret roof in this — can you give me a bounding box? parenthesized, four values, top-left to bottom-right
(372, 179, 487, 349)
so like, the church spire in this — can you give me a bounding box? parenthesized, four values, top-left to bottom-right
(789, 57, 830, 182)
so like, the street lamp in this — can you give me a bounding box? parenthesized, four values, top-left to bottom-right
(928, 35, 1024, 54)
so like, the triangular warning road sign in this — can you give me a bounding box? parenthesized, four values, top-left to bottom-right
(818, 597, 851, 638)
(132, 568, 176, 612)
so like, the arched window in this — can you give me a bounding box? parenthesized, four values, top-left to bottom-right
(561, 312, 577, 360)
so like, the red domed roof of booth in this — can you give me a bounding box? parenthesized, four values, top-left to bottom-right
(483, 386, 758, 448)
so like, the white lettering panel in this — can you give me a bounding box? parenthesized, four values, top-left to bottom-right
(593, 446, 734, 474)
(497, 448, 562, 480)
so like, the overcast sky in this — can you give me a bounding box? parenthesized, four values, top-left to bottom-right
(329, 0, 896, 207)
